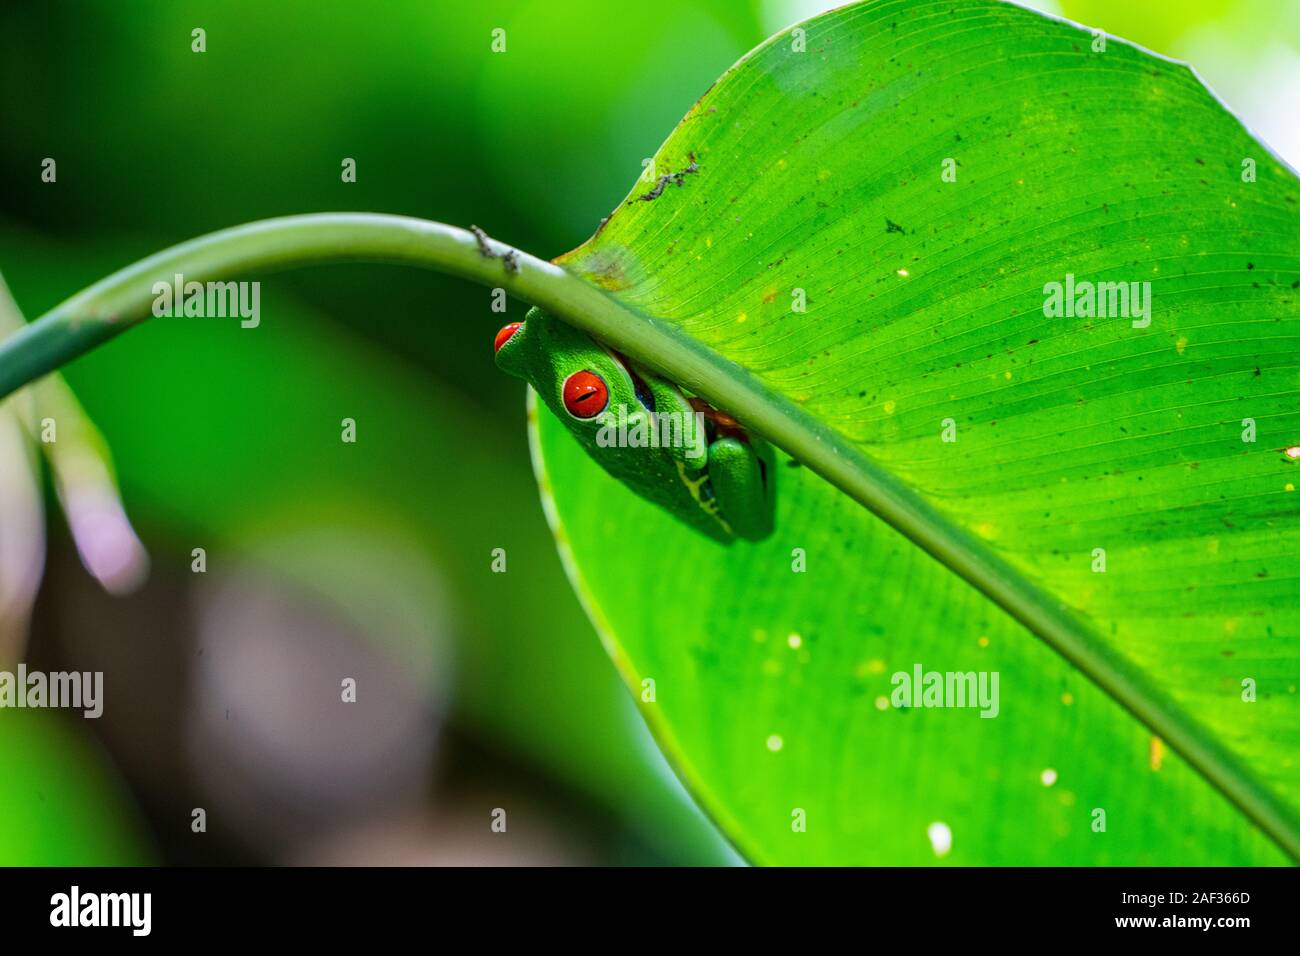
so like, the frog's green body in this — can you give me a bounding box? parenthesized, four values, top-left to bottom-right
(495, 307, 775, 543)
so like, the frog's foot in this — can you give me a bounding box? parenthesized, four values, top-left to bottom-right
(708, 437, 776, 541)
(673, 459, 734, 539)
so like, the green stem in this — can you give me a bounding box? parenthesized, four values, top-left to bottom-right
(1, 212, 1295, 861)
(0, 214, 611, 397)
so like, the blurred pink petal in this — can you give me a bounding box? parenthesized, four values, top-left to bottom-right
(53, 451, 149, 595)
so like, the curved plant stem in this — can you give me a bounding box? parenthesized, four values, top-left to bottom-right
(0, 212, 1295, 860)
(0, 215, 603, 398)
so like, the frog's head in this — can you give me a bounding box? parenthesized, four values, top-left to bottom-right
(494, 307, 658, 443)
(493, 307, 774, 545)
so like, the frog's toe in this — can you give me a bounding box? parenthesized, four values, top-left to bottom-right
(709, 438, 776, 541)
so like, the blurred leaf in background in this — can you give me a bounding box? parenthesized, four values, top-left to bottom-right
(0, 710, 148, 865)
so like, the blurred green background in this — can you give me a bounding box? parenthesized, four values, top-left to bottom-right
(0, 0, 1296, 865)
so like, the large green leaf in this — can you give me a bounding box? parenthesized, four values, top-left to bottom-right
(532, 0, 1300, 863)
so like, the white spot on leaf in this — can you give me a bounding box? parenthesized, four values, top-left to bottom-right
(927, 821, 952, 858)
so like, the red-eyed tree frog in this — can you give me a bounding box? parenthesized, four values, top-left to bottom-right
(495, 307, 776, 543)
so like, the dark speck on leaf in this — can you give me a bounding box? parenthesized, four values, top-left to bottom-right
(630, 154, 700, 204)
(786, 459, 803, 469)
(1247, 262, 1255, 270)
(885, 219, 905, 234)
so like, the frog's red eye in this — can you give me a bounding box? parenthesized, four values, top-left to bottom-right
(494, 322, 523, 353)
(562, 370, 609, 419)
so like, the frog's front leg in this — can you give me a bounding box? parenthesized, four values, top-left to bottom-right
(707, 436, 776, 541)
